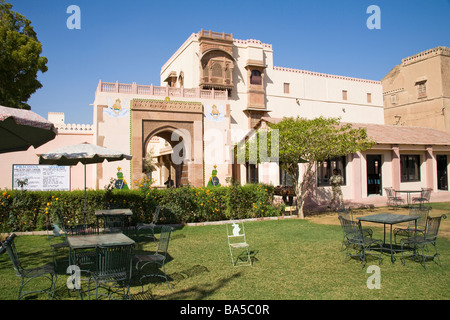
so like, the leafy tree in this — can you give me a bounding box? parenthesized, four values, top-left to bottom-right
(239, 116, 375, 218)
(0, 0, 47, 109)
(143, 149, 157, 174)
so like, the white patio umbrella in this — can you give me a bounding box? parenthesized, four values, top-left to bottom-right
(38, 142, 132, 220)
(0, 105, 57, 153)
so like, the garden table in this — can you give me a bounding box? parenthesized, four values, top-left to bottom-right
(357, 213, 418, 263)
(94, 208, 133, 216)
(67, 233, 135, 299)
(393, 190, 422, 206)
(67, 233, 135, 266)
(95, 209, 132, 234)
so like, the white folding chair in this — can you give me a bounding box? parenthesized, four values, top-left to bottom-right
(226, 221, 252, 267)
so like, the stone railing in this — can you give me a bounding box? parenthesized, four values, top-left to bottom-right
(96, 80, 228, 100)
(199, 29, 233, 41)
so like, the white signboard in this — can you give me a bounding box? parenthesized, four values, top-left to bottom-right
(12, 165, 71, 191)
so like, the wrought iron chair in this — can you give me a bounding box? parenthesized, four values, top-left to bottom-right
(337, 207, 353, 220)
(136, 205, 161, 240)
(226, 221, 252, 267)
(412, 188, 432, 208)
(103, 214, 128, 234)
(66, 223, 99, 270)
(134, 225, 172, 289)
(400, 214, 447, 269)
(384, 187, 404, 208)
(47, 211, 69, 267)
(1, 233, 57, 300)
(66, 223, 99, 235)
(88, 244, 134, 300)
(337, 208, 373, 250)
(338, 216, 383, 268)
(394, 206, 430, 244)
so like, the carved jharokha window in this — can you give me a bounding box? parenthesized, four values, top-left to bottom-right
(200, 51, 234, 90)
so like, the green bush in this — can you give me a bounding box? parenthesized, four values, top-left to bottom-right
(0, 183, 281, 232)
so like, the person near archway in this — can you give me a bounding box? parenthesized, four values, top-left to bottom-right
(164, 174, 174, 188)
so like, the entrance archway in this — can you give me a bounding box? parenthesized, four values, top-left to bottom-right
(143, 127, 190, 187)
(131, 99, 204, 187)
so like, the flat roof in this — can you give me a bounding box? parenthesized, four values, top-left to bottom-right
(256, 117, 450, 146)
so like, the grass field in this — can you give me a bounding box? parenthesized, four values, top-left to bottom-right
(1, 204, 449, 301)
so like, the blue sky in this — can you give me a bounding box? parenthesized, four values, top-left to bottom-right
(7, 0, 450, 125)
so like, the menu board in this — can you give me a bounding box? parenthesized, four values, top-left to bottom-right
(12, 165, 71, 191)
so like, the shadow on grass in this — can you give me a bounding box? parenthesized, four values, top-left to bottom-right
(143, 266, 243, 300)
(137, 264, 208, 290)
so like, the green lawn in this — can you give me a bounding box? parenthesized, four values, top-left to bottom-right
(1, 212, 449, 300)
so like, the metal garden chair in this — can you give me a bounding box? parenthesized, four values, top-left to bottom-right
(400, 214, 447, 269)
(394, 206, 430, 244)
(134, 225, 172, 289)
(226, 221, 252, 267)
(67, 223, 99, 270)
(1, 233, 58, 300)
(136, 205, 161, 240)
(338, 216, 383, 268)
(384, 187, 404, 208)
(412, 188, 432, 208)
(88, 244, 134, 300)
(337, 207, 353, 220)
(103, 214, 128, 234)
(337, 208, 373, 250)
(47, 211, 69, 267)
(66, 223, 99, 235)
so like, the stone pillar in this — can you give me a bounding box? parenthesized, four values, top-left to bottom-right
(425, 145, 434, 190)
(391, 145, 400, 190)
(351, 152, 363, 201)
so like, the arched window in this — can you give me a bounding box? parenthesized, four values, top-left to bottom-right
(212, 63, 222, 77)
(178, 71, 184, 87)
(250, 70, 262, 85)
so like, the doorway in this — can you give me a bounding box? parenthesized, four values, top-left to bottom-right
(437, 155, 448, 190)
(131, 99, 204, 187)
(246, 162, 258, 184)
(367, 155, 382, 196)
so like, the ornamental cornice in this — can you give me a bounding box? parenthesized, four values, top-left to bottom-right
(131, 99, 203, 113)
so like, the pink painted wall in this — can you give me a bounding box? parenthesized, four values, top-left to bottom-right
(0, 132, 93, 190)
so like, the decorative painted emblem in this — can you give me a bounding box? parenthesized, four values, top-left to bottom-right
(105, 97, 130, 118)
(205, 104, 224, 122)
(114, 166, 129, 190)
(207, 165, 221, 187)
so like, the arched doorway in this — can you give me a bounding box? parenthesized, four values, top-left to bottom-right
(143, 127, 190, 188)
(131, 99, 204, 187)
